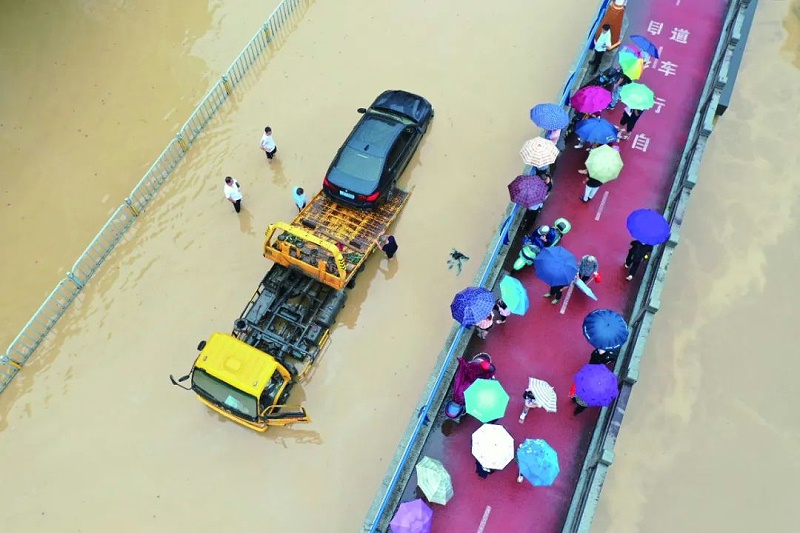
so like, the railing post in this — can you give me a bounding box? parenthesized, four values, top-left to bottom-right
(1, 355, 23, 370)
(66, 271, 85, 290)
(263, 22, 272, 43)
(176, 132, 189, 153)
(222, 74, 232, 95)
(124, 198, 140, 217)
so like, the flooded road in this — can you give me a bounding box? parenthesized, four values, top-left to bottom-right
(594, 1, 800, 531)
(0, 0, 597, 531)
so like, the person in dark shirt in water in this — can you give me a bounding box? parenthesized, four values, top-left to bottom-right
(378, 233, 398, 259)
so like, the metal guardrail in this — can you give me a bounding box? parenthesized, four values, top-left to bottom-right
(561, 1, 752, 531)
(362, 1, 612, 530)
(0, 0, 313, 394)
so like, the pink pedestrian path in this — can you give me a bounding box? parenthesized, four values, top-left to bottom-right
(413, 1, 728, 531)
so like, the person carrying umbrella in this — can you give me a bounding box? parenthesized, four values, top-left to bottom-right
(579, 171, 605, 203)
(578, 254, 600, 283)
(493, 298, 512, 324)
(589, 347, 618, 366)
(624, 240, 653, 280)
(474, 312, 495, 339)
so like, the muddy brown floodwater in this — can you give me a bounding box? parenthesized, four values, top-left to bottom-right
(594, 1, 800, 532)
(0, 1, 597, 531)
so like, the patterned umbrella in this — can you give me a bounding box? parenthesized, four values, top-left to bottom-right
(499, 276, 530, 315)
(570, 85, 612, 114)
(508, 174, 549, 208)
(618, 49, 644, 80)
(450, 287, 496, 326)
(517, 438, 560, 486)
(626, 208, 671, 245)
(582, 309, 629, 350)
(471, 423, 515, 470)
(529, 103, 570, 130)
(464, 378, 510, 423)
(527, 377, 557, 413)
(415, 456, 453, 505)
(575, 117, 618, 145)
(584, 145, 624, 183)
(390, 499, 433, 533)
(519, 137, 560, 167)
(574, 364, 619, 407)
(533, 246, 579, 287)
(619, 82, 655, 110)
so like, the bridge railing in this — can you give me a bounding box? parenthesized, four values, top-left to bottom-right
(0, 0, 314, 394)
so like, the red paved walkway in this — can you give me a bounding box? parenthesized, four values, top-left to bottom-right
(407, 1, 727, 531)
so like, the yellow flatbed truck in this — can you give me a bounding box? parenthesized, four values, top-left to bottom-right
(170, 188, 410, 432)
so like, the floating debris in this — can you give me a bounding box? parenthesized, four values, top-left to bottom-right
(447, 249, 470, 275)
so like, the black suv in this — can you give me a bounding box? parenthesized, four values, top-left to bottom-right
(323, 90, 433, 209)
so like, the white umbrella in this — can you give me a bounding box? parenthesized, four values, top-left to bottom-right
(519, 138, 560, 167)
(574, 277, 598, 301)
(528, 377, 558, 413)
(471, 424, 515, 470)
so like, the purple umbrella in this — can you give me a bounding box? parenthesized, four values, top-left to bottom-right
(626, 208, 671, 245)
(529, 103, 570, 130)
(390, 499, 433, 533)
(630, 34, 659, 58)
(574, 364, 619, 407)
(570, 86, 612, 114)
(450, 287, 496, 326)
(508, 174, 549, 208)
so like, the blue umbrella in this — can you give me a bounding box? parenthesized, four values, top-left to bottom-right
(630, 34, 659, 58)
(626, 208, 671, 245)
(498, 276, 530, 315)
(529, 103, 570, 130)
(574, 364, 619, 407)
(533, 246, 578, 287)
(450, 287, 496, 326)
(517, 438, 560, 487)
(574, 117, 618, 145)
(582, 309, 629, 350)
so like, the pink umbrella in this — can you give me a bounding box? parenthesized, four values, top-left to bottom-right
(570, 86, 612, 114)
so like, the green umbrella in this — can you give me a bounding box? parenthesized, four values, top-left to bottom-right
(464, 379, 509, 423)
(584, 145, 624, 183)
(415, 456, 454, 505)
(619, 82, 655, 110)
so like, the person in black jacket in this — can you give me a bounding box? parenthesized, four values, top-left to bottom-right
(624, 240, 653, 280)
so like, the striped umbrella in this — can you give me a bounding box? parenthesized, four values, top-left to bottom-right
(415, 456, 454, 505)
(527, 377, 557, 413)
(519, 137, 560, 167)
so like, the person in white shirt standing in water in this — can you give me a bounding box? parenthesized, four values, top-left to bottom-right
(590, 23, 612, 73)
(259, 126, 277, 161)
(223, 176, 243, 213)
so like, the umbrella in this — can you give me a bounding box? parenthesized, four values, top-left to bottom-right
(626, 208, 671, 245)
(618, 49, 644, 80)
(574, 117, 618, 145)
(619, 82, 655, 110)
(574, 278, 598, 301)
(415, 456, 453, 505)
(499, 275, 530, 315)
(570, 85, 612, 114)
(519, 137, 560, 167)
(533, 246, 578, 287)
(574, 364, 619, 407)
(529, 103, 570, 130)
(390, 499, 433, 533)
(508, 174, 549, 208)
(584, 145, 624, 183)
(471, 423, 515, 470)
(450, 287, 496, 326)
(582, 309, 629, 350)
(464, 378, 510, 423)
(630, 34, 660, 58)
(527, 377, 557, 413)
(517, 438, 560, 486)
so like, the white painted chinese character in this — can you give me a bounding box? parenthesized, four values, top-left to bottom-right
(647, 21, 663, 36)
(670, 28, 690, 44)
(631, 133, 650, 152)
(658, 60, 678, 77)
(643, 56, 658, 69)
(653, 97, 666, 114)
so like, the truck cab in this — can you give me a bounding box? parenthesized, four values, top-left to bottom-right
(171, 333, 310, 432)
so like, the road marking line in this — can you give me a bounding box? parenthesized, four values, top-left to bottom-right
(594, 191, 610, 221)
(559, 284, 575, 315)
(476, 506, 492, 533)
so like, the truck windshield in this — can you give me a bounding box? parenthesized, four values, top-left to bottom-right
(192, 368, 258, 422)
